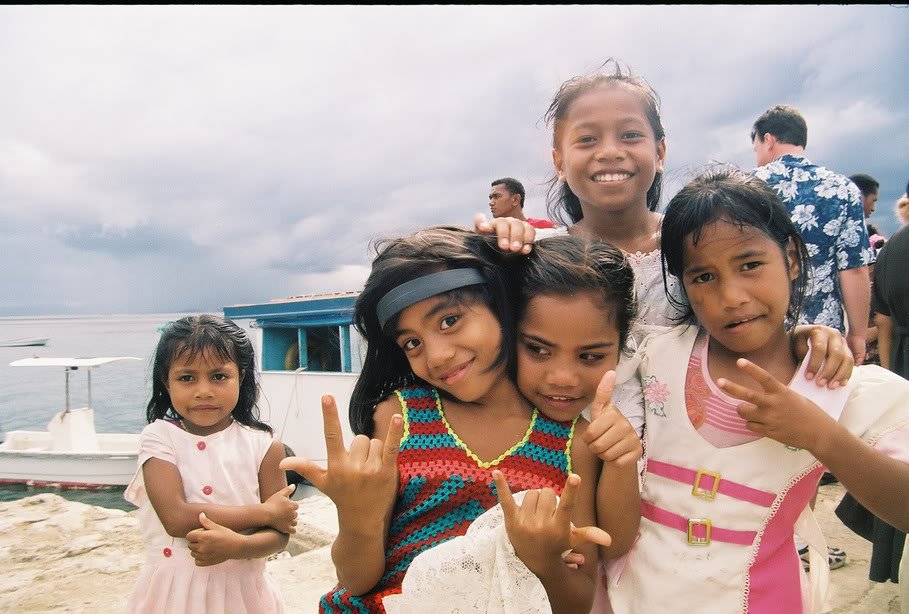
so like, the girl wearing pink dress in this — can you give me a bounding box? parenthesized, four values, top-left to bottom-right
(125, 315, 298, 613)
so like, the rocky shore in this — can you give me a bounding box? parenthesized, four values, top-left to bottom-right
(0, 482, 899, 613)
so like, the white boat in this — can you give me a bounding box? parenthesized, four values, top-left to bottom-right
(0, 357, 141, 488)
(0, 336, 49, 347)
(224, 292, 362, 467)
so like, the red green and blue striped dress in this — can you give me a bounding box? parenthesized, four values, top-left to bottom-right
(320, 385, 578, 613)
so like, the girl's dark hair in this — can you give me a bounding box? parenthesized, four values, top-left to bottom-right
(660, 167, 810, 328)
(513, 235, 637, 353)
(543, 58, 666, 225)
(147, 314, 272, 434)
(350, 226, 516, 436)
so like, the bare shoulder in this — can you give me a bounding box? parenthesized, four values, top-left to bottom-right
(371, 393, 406, 440)
(264, 437, 286, 460)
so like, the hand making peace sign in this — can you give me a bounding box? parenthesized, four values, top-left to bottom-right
(717, 358, 839, 452)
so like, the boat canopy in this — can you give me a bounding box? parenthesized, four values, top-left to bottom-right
(224, 292, 361, 373)
(9, 357, 141, 412)
(9, 357, 141, 368)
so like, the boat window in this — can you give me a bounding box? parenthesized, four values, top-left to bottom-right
(262, 326, 347, 372)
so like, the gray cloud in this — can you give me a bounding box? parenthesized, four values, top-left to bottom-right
(1, 5, 907, 315)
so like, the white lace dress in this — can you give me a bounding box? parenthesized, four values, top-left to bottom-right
(382, 490, 553, 614)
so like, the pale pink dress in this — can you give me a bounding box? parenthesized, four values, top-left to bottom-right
(124, 419, 285, 614)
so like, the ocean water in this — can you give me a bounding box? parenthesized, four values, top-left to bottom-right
(0, 313, 195, 510)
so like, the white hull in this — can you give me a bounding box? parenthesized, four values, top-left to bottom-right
(0, 431, 139, 488)
(0, 371, 356, 487)
(257, 370, 358, 466)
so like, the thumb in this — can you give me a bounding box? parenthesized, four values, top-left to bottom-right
(279, 483, 296, 497)
(280, 456, 327, 490)
(198, 512, 221, 531)
(569, 525, 613, 549)
(590, 370, 617, 422)
(474, 213, 492, 232)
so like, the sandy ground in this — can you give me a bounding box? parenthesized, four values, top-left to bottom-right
(0, 482, 900, 613)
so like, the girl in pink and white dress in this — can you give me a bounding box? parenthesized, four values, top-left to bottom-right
(125, 315, 298, 614)
(607, 168, 909, 614)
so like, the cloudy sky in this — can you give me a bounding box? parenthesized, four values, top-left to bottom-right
(2, 5, 907, 316)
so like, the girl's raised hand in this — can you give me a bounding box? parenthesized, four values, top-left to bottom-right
(792, 325, 854, 389)
(279, 395, 403, 523)
(186, 512, 241, 567)
(492, 470, 611, 578)
(582, 371, 642, 466)
(262, 484, 299, 534)
(717, 358, 839, 452)
(474, 213, 535, 254)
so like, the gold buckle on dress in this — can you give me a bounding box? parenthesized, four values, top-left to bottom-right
(688, 518, 712, 545)
(692, 468, 721, 500)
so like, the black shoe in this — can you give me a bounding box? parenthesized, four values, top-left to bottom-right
(818, 471, 838, 486)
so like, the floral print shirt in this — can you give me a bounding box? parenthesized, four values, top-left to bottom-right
(754, 154, 874, 332)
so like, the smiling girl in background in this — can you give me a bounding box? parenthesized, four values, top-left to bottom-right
(125, 315, 297, 614)
(478, 60, 853, 437)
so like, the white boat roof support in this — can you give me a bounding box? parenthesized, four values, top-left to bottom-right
(9, 357, 141, 413)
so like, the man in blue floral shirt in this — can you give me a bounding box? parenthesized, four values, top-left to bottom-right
(751, 104, 874, 365)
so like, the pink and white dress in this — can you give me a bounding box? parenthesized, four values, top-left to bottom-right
(604, 325, 909, 614)
(124, 419, 285, 614)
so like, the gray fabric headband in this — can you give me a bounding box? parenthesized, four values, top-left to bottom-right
(376, 268, 487, 330)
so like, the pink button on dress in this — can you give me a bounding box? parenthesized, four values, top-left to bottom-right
(124, 420, 285, 614)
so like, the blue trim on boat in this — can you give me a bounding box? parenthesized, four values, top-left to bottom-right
(224, 295, 356, 324)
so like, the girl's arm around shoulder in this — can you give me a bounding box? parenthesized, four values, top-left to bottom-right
(141, 432, 296, 538)
(541, 430, 602, 614)
(327, 394, 403, 595)
(574, 418, 641, 560)
(578, 370, 643, 559)
(567, 417, 602, 572)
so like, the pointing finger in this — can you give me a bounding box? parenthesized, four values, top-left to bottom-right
(715, 377, 757, 406)
(554, 473, 581, 526)
(320, 395, 347, 459)
(734, 359, 782, 393)
(492, 470, 519, 517)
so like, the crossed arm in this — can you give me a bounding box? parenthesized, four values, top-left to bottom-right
(144, 439, 298, 565)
